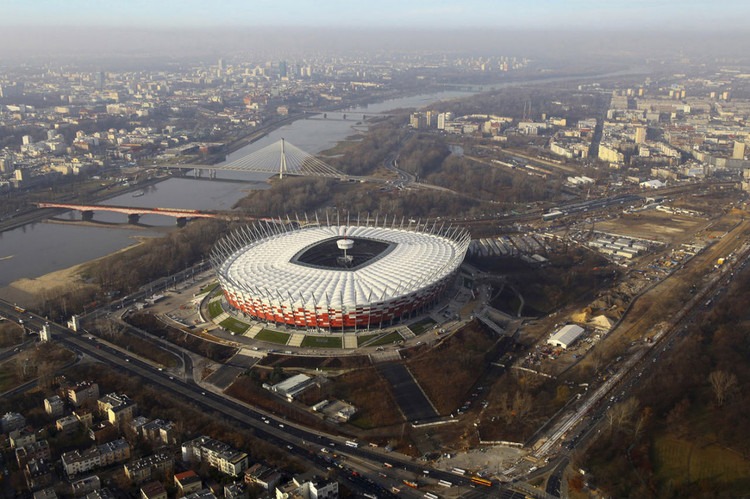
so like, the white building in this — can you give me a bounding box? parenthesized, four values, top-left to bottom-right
(269, 374, 314, 400)
(276, 477, 338, 499)
(181, 436, 248, 477)
(547, 324, 585, 349)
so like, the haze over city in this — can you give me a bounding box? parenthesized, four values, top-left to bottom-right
(4, 0, 749, 29)
(0, 0, 749, 61)
(1, 1, 750, 498)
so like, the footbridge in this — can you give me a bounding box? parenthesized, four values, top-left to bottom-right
(36, 202, 220, 226)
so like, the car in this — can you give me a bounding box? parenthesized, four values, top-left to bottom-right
(287, 445, 293, 450)
(125, 358, 130, 362)
(278, 424, 285, 428)
(201, 392, 206, 395)
(169, 376, 174, 380)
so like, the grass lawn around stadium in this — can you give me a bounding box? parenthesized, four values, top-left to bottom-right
(367, 331, 403, 346)
(301, 335, 342, 348)
(255, 329, 291, 344)
(208, 300, 224, 319)
(409, 317, 437, 335)
(356, 334, 378, 347)
(219, 316, 249, 335)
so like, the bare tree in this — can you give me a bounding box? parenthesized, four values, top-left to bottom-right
(588, 349, 604, 375)
(607, 397, 639, 434)
(709, 370, 738, 407)
(632, 406, 652, 441)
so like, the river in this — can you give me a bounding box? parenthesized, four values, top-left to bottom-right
(0, 63, 651, 290)
(0, 89, 473, 288)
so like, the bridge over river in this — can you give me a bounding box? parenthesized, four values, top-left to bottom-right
(36, 202, 222, 226)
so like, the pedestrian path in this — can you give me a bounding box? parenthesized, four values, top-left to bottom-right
(343, 335, 358, 349)
(288, 333, 305, 347)
(397, 326, 415, 339)
(244, 324, 263, 338)
(213, 312, 231, 323)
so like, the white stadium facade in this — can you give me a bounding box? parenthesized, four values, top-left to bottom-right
(211, 216, 470, 331)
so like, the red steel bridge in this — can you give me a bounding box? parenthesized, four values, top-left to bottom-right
(36, 202, 220, 225)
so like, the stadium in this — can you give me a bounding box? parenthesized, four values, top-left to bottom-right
(210, 215, 471, 331)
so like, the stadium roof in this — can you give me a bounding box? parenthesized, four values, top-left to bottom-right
(213, 222, 470, 309)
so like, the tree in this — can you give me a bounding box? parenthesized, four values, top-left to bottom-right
(709, 370, 737, 407)
(607, 397, 639, 434)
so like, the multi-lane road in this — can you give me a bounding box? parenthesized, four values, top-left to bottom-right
(0, 299, 507, 498)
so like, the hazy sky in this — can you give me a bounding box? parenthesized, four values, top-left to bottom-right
(4, 0, 749, 30)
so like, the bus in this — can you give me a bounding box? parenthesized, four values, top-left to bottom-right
(13, 306, 25, 313)
(383, 462, 393, 468)
(424, 493, 439, 499)
(345, 440, 359, 448)
(450, 467, 466, 476)
(470, 476, 493, 487)
(437, 480, 452, 488)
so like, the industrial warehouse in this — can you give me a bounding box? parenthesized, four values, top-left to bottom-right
(210, 217, 471, 331)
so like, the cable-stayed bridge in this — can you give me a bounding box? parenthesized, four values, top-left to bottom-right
(166, 139, 343, 179)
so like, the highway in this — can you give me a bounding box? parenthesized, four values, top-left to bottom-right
(0, 299, 504, 498)
(525, 231, 750, 495)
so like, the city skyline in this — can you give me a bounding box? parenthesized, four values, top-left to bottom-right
(3, 0, 749, 30)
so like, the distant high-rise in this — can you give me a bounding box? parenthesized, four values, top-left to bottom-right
(425, 111, 437, 128)
(0, 154, 12, 173)
(733, 140, 746, 160)
(279, 61, 288, 78)
(634, 126, 647, 144)
(218, 58, 224, 71)
(94, 71, 104, 90)
(437, 112, 453, 130)
(0, 82, 23, 98)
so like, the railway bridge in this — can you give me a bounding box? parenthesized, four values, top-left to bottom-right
(36, 202, 220, 226)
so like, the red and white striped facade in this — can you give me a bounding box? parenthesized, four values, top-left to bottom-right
(211, 217, 470, 331)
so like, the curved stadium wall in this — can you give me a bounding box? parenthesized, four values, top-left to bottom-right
(210, 216, 470, 331)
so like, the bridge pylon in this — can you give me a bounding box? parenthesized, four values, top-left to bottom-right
(279, 138, 287, 179)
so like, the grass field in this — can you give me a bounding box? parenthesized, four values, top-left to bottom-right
(301, 335, 342, 348)
(255, 329, 291, 344)
(409, 317, 437, 335)
(367, 331, 403, 346)
(208, 300, 224, 319)
(219, 317, 249, 334)
(654, 434, 750, 490)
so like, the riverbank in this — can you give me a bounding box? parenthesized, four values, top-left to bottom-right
(0, 239, 146, 309)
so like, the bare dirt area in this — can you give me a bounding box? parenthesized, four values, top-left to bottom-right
(595, 211, 707, 244)
(582, 213, 750, 368)
(0, 264, 91, 307)
(407, 320, 502, 415)
(0, 240, 143, 308)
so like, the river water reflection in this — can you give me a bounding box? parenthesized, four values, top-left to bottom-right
(0, 90, 473, 287)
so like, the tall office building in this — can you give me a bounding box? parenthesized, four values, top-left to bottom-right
(279, 61, 288, 78)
